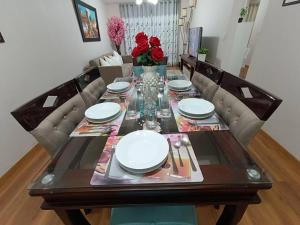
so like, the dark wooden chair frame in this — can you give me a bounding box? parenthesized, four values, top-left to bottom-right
(11, 80, 79, 132)
(195, 61, 224, 85)
(219, 71, 282, 121)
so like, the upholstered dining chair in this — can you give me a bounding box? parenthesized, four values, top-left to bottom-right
(212, 87, 264, 146)
(195, 61, 224, 84)
(191, 71, 219, 101)
(79, 77, 106, 107)
(11, 80, 86, 156)
(220, 71, 282, 121)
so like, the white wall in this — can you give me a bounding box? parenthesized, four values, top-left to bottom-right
(247, 1, 300, 160)
(190, 0, 246, 68)
(0, 0, 113, 176)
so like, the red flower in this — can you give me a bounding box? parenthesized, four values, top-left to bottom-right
(149, 36, 161, 47)
(131, 47, 141, 58)
(151, 47, 164, 62)
(137, 40, 149, 54)
(135, 32, 148, 45)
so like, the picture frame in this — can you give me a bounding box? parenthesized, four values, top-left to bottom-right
(73, 0, 101, 42)
(282, 0, 300, 6)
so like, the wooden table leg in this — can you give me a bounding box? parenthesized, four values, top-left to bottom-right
(216, 203, 248, 225)
(54, 209, 91, 225)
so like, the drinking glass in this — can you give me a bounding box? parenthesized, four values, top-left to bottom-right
(160, 92, 171, 117)
(144, 85, 158, 129)
(126, 92, 137, 117)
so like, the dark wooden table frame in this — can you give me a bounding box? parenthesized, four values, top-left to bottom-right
(29, 90, 272, 225)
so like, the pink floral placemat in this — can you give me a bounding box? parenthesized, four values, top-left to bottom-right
(70, 103, 126, 137)
(90, 133, 203, 185)
(170, 99, 229, 132)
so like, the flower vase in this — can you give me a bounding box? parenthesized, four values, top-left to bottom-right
(142, 66, 159, 129)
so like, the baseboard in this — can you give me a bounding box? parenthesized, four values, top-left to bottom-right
(260, 129, 300, 163)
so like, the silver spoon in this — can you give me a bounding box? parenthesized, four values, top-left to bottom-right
(181, 136, 197, 171)
(174, 136, 184, 167)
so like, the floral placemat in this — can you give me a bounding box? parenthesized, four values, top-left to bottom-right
(70, 103, 126, 137)
(170, 99, 229, 132)
(90, 133, 203, 185)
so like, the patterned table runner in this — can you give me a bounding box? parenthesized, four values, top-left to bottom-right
(90, 133, 203, 185)
(170, 99, 229, 132)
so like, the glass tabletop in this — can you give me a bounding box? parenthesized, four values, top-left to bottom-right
(29, 77, 271, 194)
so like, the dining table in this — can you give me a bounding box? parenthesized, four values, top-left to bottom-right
(29, 73, 272, 225)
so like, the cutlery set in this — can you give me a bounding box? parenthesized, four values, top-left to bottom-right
(168, 135, 197, 174)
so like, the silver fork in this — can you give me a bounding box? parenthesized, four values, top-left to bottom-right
(104, 145, 116, 179)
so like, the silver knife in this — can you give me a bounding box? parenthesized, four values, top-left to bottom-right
(167, 138, 178, 174)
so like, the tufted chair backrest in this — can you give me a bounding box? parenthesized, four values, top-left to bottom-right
(80, 77, 106, 107)
(191, 71, 219, 101)
(30, 94, 86, 156)
(11, 79, 86, 156)
(212, 87, 264, 146)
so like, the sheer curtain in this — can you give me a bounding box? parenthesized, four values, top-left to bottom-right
(120, 0, 178, 65)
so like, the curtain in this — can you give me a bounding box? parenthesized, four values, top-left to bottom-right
(120, 0, 178, 66)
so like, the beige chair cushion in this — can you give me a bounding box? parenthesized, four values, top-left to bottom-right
(30, 94, 86, 156)
(81, 77, 106, 107)
(212, 87, 264, 146)
(192, 71, 219, 101)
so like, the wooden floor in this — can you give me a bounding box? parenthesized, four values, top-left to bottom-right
(0, 130, 299, 225)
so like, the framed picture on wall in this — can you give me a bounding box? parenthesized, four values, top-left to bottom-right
(73, 0, 101, 42)
(282, 0, 300, 6)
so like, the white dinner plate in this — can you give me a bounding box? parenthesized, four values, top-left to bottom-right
(168, 86, 192, 92)
(86, 110, 122, 124)
(168, 80, 192, 90)
(178, 109, 214, 119)
(107, 82, 130, 92)
(85, 102, 121, 121)
(119, 157, 168, 174)
(178, 98, 215, 117)
(115, 130, 169, 171)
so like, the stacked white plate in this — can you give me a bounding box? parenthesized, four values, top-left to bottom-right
(115, 130, 169, 174)
(107, 82, 130, 93)
(178, 98, 215, 119)
(85, 102, 121, 123)
(168, 80, 192, 92)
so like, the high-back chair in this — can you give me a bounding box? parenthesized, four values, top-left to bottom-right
(11, 80, 86, 156)
(74, 66, 101, 91)
(74, 67, 106, 107)
(195, 61, 224, 84)
(220, 71, 282, 121)
(191, 71, 219, 101)
(213, 72, 282, 146)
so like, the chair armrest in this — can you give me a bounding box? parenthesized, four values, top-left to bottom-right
(122, 55, 133, 64)
(98, 66, 123, 84)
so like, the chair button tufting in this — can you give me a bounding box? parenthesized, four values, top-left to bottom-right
(73, 107, 77, 111)
(63, 115, 67, 119)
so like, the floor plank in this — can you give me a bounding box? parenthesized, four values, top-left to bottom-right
(0, 130, 299, 225)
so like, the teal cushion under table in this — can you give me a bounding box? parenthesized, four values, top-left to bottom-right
(110, 205, 198, 225)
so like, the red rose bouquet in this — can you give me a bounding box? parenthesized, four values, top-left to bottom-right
(131, 32, 164, 66)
